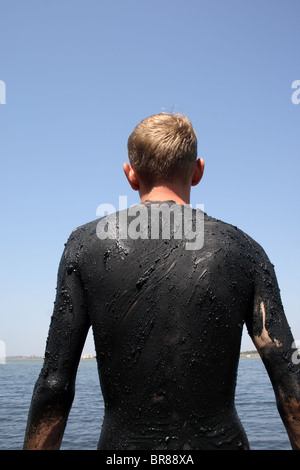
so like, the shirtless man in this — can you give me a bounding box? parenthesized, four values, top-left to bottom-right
(24, 113, 300, 450)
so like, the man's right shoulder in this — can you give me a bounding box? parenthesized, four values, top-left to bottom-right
(204, 213, 269, 262)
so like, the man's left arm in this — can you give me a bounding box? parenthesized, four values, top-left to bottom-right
(24, 229, 90, 450)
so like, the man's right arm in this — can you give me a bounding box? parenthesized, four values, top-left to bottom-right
(245, 241, 300, 449)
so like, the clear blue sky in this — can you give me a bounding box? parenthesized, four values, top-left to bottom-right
(0, 0, 299, 356)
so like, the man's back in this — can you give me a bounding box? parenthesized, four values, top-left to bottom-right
(66, 201, 278, 449)
(24, 113, 300, 450)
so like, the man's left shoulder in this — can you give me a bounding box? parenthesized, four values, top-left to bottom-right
(71, 218, 99, 236)
(65, 219, 100, 252)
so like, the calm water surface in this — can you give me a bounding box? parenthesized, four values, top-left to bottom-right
(0, 357, 290, 450)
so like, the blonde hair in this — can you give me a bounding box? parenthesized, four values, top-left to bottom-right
(127, 113, 197, 188)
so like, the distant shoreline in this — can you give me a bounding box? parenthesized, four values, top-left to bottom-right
(240, 352, 259, 358)
(5, 351, 260, 360)
(5, 355, 96, 361)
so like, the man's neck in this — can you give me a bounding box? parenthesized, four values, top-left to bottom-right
(140, 185, 190, 205)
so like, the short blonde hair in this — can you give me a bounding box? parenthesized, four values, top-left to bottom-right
(127, 113, 197, 188)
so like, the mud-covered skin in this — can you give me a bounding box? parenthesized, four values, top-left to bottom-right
(24, 202, 300, 450)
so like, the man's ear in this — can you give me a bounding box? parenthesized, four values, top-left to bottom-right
(123, 162, 140, 191)
(191, 158, 205, 187)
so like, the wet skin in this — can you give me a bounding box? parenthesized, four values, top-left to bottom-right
(24, 202, 300, 450)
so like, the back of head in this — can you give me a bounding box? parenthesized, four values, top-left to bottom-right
(127, 113, 197, 189)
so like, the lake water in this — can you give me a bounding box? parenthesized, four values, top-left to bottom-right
(0, 357, 291, 450)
